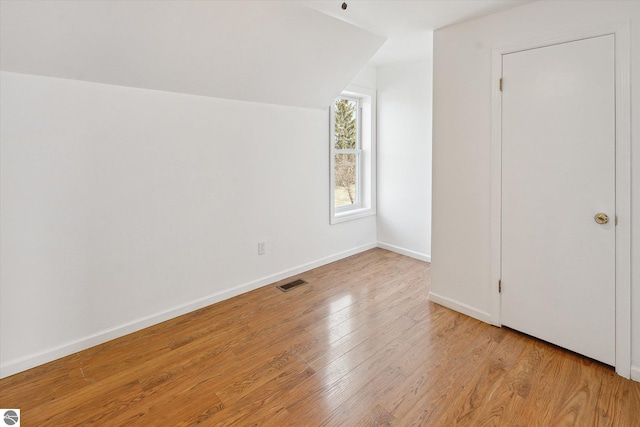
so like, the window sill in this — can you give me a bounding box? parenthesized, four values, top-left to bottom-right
(331, 206, 376, 224)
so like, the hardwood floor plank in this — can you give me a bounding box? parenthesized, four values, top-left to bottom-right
(284, 338, 413, 423)
(462, 336, 539, 425)
(381, 314, 483, 420)
(387, 321, 508, 425)
(434, 330, 524, 425)
(0, 354, 87, 409)
(213, 364, 313, 426)
(593, 368, 627, 426)
(318, 366, 405, 427)
(508, 343, 584, 426)
(1, 248, 638, 426)
(625, 379, 640, 423)
(545, 356, 604, 426)
(307, 313, 416, 371)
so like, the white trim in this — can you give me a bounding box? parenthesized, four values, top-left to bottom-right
(612, 23, 632, 382)
(490, 22, 631, 378)
(490, 47, 503, 328)
(0, 242, 377, 379)
(428, 291, 493, 325)
(377, 242, 431, 263)
(631, 365, 640, 383)
(332, 206, 376, 224)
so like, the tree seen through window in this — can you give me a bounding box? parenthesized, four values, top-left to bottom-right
(334, 98, 359, 207)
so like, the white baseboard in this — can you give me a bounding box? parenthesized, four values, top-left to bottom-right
(0, 242, 377, 379)
(376, 241, 431, 262)
(631, 365, 640, 382)
(428, 291, 494, 325)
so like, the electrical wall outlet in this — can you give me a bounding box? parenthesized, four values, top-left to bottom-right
(258, 241, 266, 255)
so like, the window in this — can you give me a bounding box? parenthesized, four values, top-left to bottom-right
(333, 96, 361, 209)
(330, 86, 376, 224)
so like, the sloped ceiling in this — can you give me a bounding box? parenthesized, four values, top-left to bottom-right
(0, 1, 386, 109)
(303, 0, 533, 66)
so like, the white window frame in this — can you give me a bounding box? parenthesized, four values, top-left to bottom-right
(330, 85, 376, 224)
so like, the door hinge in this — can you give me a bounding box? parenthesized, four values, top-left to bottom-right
(498, 279, 502, 293)
(499, 78, 503, 92)
(615, 215, 618, 226)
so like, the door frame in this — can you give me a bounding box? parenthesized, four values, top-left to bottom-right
(489, 23, 631, 378)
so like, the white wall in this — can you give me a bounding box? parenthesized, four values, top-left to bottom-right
(431, 0, 640, 380)
(0, 71, 377, 377)
(350, 65, 377, 89)
(376, 60, 432, 261)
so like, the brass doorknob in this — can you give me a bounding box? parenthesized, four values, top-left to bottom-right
(594, 213, 609, 224)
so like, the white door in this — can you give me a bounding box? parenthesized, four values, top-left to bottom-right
(501, 35, 616, 365)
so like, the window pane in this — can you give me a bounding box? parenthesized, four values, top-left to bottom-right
(334, 153, 357, 207)
(334, 98, 358, 150)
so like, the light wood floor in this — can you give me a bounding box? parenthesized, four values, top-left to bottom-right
(1, 248, 639, 426)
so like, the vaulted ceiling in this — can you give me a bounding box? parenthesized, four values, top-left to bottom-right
(304, 0, 532, 66)
(0, 0, 530, 108)
(0, 1, 385, 109)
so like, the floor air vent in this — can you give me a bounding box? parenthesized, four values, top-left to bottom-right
(277, 279, 308, 292)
